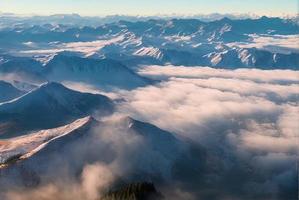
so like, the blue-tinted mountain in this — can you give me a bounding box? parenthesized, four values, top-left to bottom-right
(0, 55, 45, 83)
(0, 81, 25, 103)
(0, 16, 298, 69)
(0, 82, 114, 137)
(0, 17, 298, 44)
(0, 115, 202, 191)
(44, 54, 151, 89)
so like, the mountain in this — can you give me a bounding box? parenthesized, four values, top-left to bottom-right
(0, 55, 45, 84)
(103, 116, 186, 165)
(0, 82, 114, 138)
(0, 81, 25, 103)
(218, 16, 299, 35)
(0, 116, 98, 188)
(206, 48, 299, 69)
(1, 16, 298, 44)
(0, 115, 204, 191)
(102, 17, 299, 39)
(44, 54, 151, 89)
(0, 55, 42, 74)
(1, 17, 298, 69)
(0, 15, 297, 200)
(9, 80, 38, 92)
(0, 116, 95, 167)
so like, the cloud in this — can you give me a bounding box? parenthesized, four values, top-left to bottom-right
(3, 162, 114, 200)
(81, 163, 115, 200)
(227, 34, 299, 54)
(114, 65, 299, 199)
(2, 65, 298, 199)
(138, 65, 299, 84)
(19, 35, 125, 57)
(62, 81, 121, 99)
(56, 66, 299, 199)
(1, 114, 184, 200)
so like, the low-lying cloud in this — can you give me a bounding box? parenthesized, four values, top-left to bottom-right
(1, 114, 187, 200)
(116, 66, 299, 199)
(4, 162, 115, 200)
(227, 34, 299, 54)
(2, 65, 298, 200)
(57, 65, 299, 199)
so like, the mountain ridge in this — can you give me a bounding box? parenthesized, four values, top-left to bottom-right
(0, 80, 25, 103)
(0, 82, 113, 138)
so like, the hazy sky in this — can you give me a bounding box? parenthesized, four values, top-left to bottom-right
(0, 0, 298, 16)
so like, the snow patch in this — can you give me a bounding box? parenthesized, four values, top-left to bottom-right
(134, 47, 163, 59)
(0, 116, 92, 165)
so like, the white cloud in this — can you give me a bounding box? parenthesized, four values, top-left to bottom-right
(113, 65, 299, 198)
(2, 65, 298, 199)
(19, 35, 125, 57)
(119, 66, 299, 142)
(227, 34, 299, 54)
(138, 65, 299, 84)
(47, 65, 298, 198)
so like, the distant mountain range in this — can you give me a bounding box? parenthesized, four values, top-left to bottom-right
(0, 13, 283, 29)
(1, 16, 298, 41)
(0, 16, 298, 70)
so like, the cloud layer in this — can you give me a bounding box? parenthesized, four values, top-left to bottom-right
(54, 65, 299, 199)
(2, 65, 298, 199)
(116, 65, 299, 199)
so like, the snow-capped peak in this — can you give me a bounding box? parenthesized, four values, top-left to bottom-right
(0, 116, 94, 167)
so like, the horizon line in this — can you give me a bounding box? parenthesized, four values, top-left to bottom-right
(1, 11, 298, 18)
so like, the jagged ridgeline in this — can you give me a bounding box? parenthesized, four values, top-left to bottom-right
(101, 182, 163, 200)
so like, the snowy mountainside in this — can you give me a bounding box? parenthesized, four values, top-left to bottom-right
(0, 115, 202, 191)
(0, 16, 298, 69)
(0, 116, 94, 166)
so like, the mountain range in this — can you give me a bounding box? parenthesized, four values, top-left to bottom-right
(0, 16, 298, 70)
(0, 15, 298, 200)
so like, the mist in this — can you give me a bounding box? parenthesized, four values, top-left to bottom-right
(1, 66, 298, 200)
(117, 66, 299, 199)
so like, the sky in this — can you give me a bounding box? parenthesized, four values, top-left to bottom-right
(0, 0, 298, 16)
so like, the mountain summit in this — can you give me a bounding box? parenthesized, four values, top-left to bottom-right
(0, 82, 113, 137)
